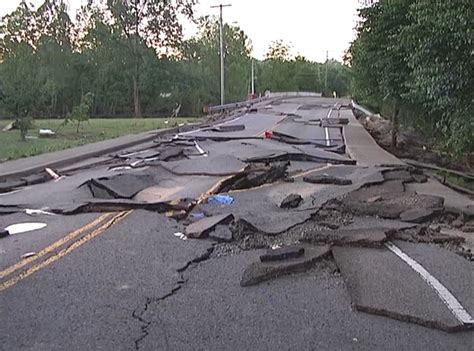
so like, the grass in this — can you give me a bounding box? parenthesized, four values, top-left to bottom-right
(0, 117, 200, 161)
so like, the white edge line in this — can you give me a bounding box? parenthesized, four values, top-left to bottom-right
(385, 241, 474, 325)
(324, 108, 332, 147)
(194, 141, 208, 157)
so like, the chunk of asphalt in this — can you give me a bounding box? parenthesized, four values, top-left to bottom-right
(158, 147, 185, 161)
(186, 214, 234, 239)
(301, 228, 388, 248)
(280, 194, 303, 209)
(86, 173, 156, 199)
(0, 229, 10, 238)
(240, 245, 331, 287)
(303, 174, 352, 186)
(333, 246, 468, 332)
(260, 245, 305, 262)
(399, 208, 443, 223)
(341, 191, 444, 220)
(209, 225, 233, 242)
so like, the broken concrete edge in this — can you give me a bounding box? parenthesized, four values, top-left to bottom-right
(354, 304, 470, 333)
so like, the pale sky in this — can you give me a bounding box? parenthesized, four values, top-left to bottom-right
(0, 0, 361, 62)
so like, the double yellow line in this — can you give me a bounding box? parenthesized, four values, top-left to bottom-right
(0, 210, 132, 292)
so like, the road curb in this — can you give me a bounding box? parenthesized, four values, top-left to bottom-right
(0, 126, 180, 181)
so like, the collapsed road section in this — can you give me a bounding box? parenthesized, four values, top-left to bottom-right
(1, 97, 473, 341)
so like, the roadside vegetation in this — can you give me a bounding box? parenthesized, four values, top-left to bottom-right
(0, 117, 196, 161)
(348, 0, 473, 162)
(0, 0, 350, 143)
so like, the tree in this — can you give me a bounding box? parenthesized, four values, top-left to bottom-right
(105, 0, 197, 118)
(0, 1, 42, 140)
(65, 92, 94, 133)
(265, 40, 292, 61)
(349, 0, 413, 147)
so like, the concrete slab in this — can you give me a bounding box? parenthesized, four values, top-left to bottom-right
(333, 246, 467, 331)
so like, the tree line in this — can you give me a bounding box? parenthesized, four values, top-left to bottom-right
(348, 0, 473, 158)
(0, 0, 351, 128)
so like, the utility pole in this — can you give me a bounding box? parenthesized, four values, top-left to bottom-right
(251, 59, 255, 95)
(325, 50, 328, 91)
(211, 4, 232, 105)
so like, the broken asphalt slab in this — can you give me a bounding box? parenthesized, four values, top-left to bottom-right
(240, 245, 331, 286)
(303, 174, 353, 186)
(186, 213, 234, 239)
(260, 245, 305, 262)
(84, 173, 156, 199)
(332, 244, 473, 332)
(302, 228, 389, 247)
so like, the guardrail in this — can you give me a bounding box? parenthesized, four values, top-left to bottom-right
(351, 100, 374, 117)
(207, 96, 267, 113)
(266, 92, 323, 98)
(206, 91, 323, 113)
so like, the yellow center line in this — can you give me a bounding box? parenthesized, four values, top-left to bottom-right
(0, 211, 132, 292)
(0, 212, 114, 280)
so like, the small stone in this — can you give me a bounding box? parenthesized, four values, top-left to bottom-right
(367, 195, 382, 203)
(280, 194, 303, 209)
(0, 229, 9, 238)
(260, 245, 305, 262)
(303, 174, 353, 186)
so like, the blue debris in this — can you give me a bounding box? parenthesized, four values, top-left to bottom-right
(190, 212, 205, 219)
(208, 195, 235, 205)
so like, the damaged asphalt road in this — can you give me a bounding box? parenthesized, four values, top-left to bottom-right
(1, 97, 473, 350)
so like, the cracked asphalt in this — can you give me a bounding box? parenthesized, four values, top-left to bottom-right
(0, 97, 473, 350)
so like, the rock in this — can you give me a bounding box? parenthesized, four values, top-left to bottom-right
(280, 194, 303, 209)
(367, 195, 382, 203)
(0, 229, 10, 238)
(260, 245, 305, 262)
(209, 225, 233, 242)
(399, 208, 442, 223)
(186, 214, 234, 239)
(240, 245, 331, 287)
(303, 174, 352, 186)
